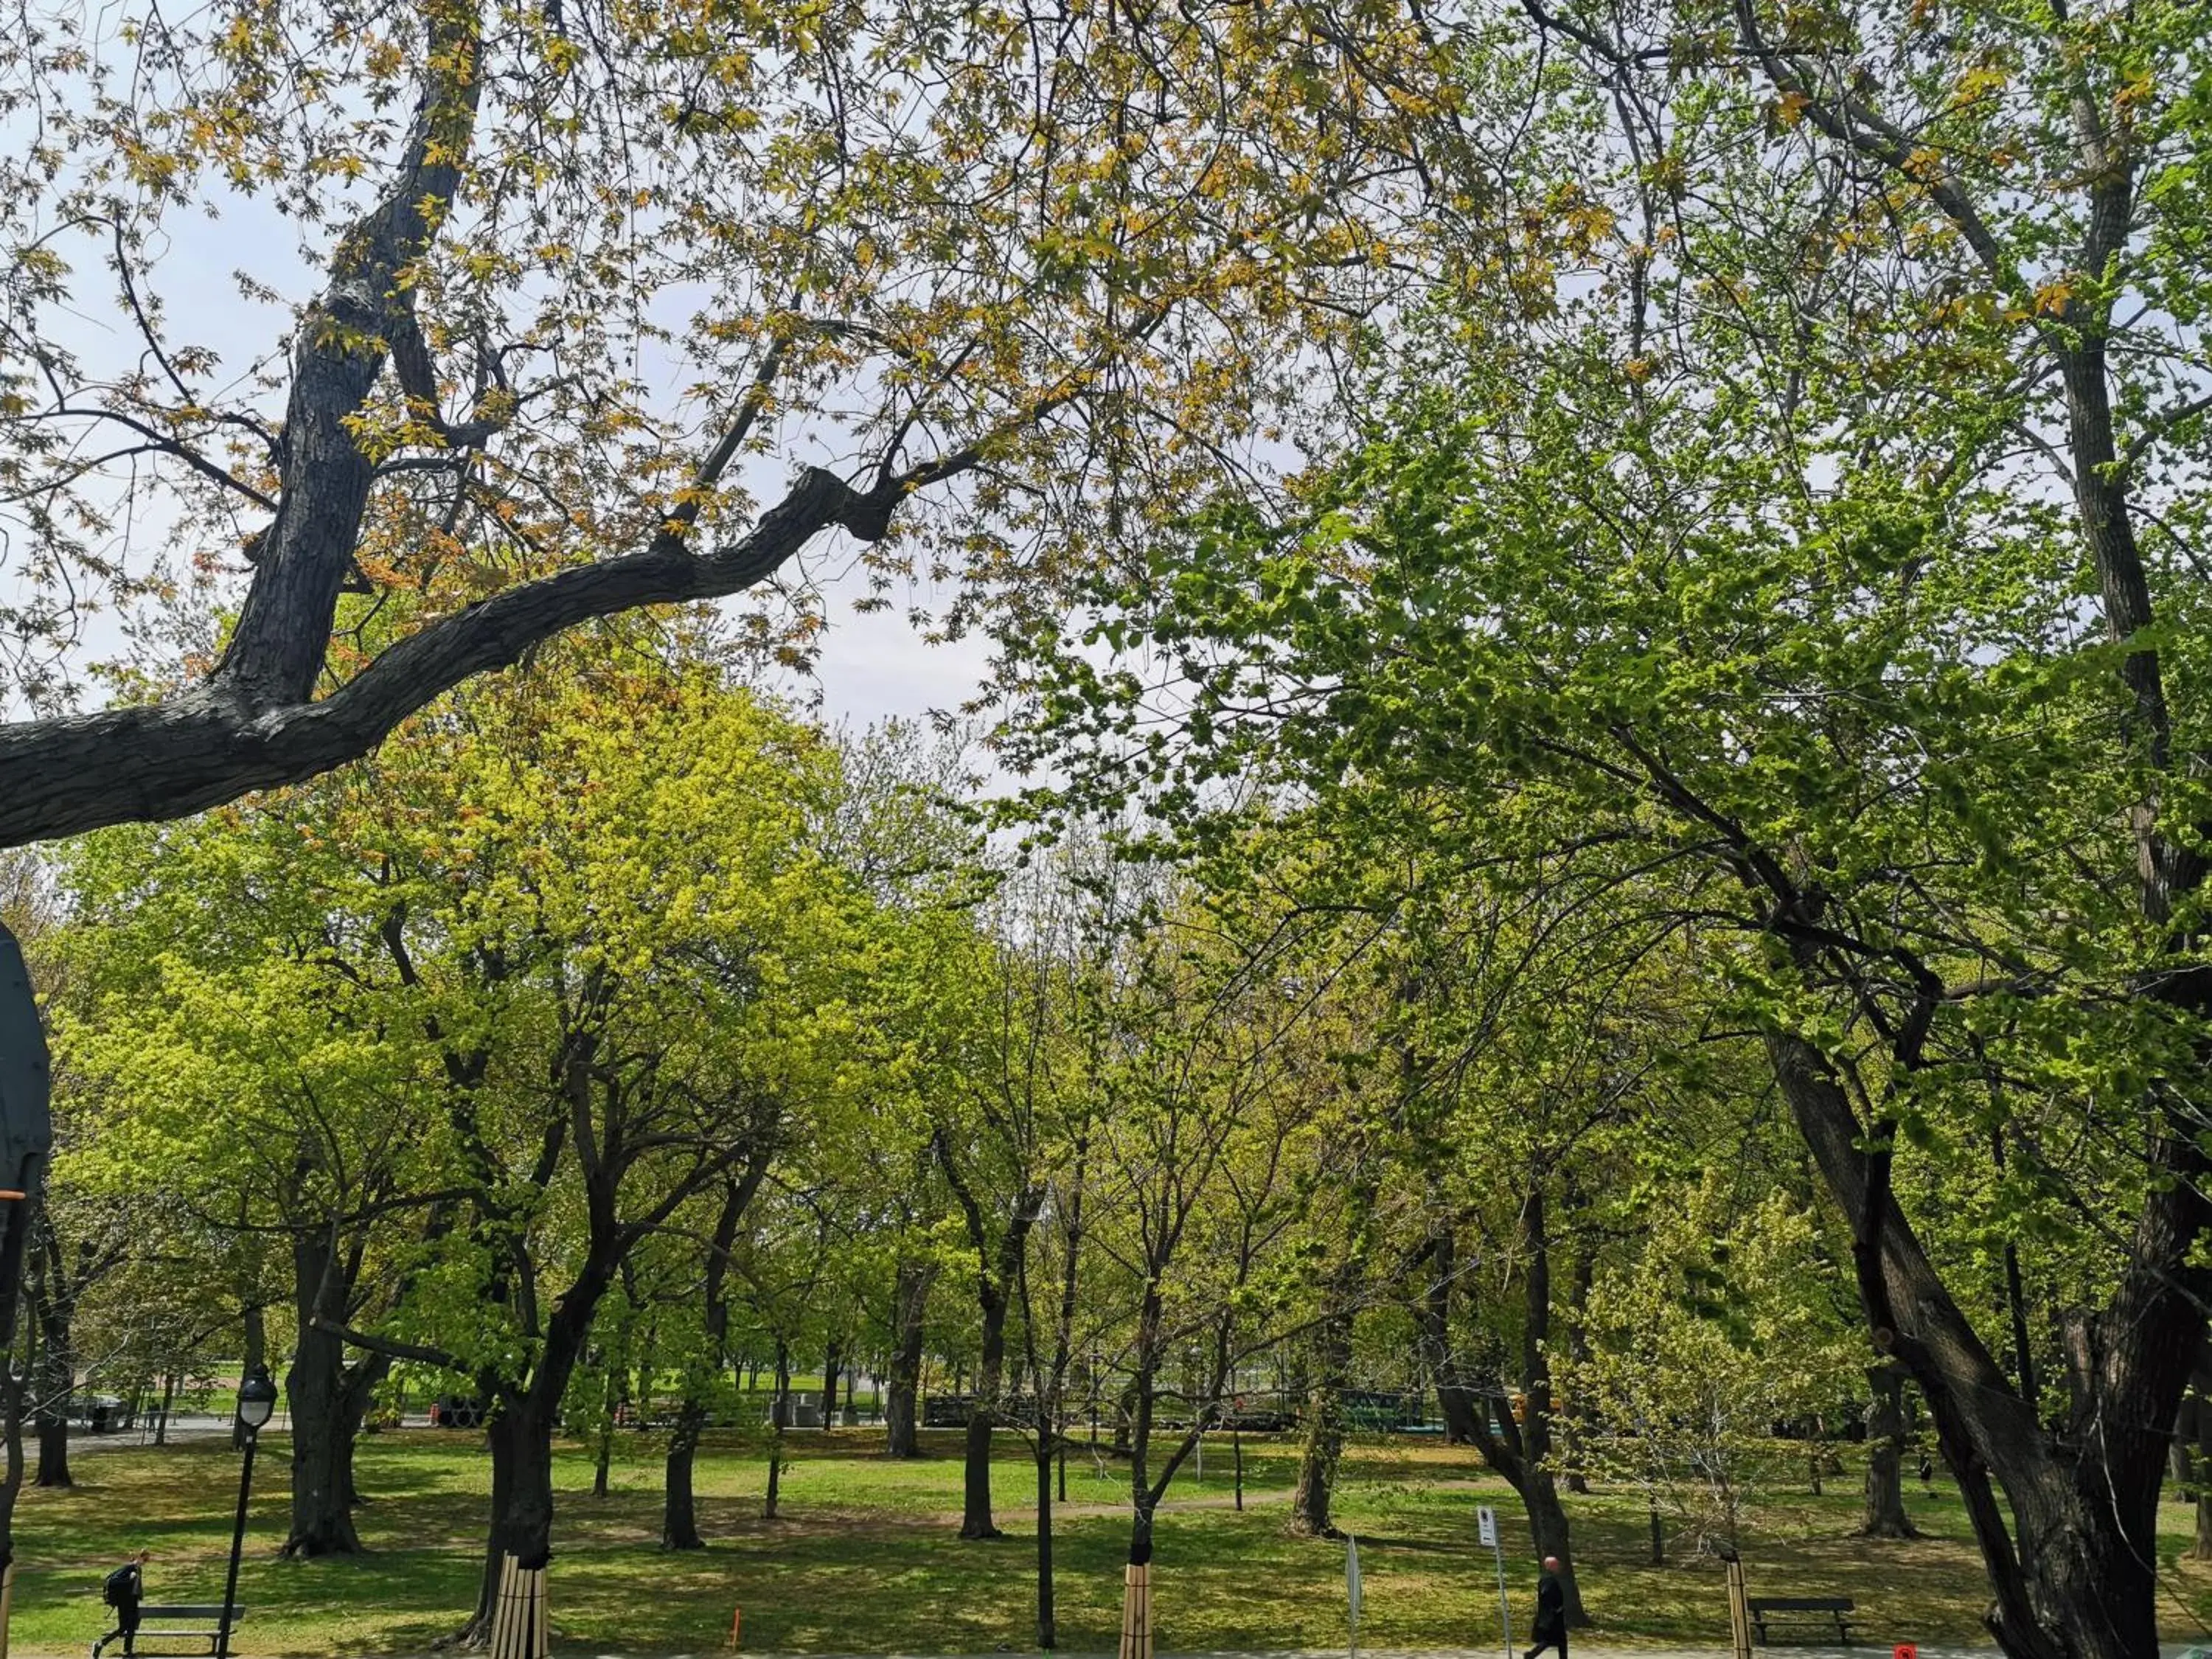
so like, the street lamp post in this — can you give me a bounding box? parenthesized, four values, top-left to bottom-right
(218, 1364, 278, 1659)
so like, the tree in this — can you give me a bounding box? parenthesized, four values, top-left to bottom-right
(1023, 285, 2212, 1652)
(0, 858, 58, 1612)
(1562, 1176, 1857, 1556)
(925, 906, 1064, 1543)
(1015, 0, 2212, 1613)
(307, 663, 859, 1641)
(660, 1166, 771, 1550)
(23, 1188, 131, 1489)
(0, 0, 1458, 849)
(59, 803, 451, 1555)
(1860, 1363, 1920, 1540)
(1085, 893, 1315, 1654)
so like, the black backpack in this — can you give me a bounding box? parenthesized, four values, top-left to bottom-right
(102, 1565, 136, 1608)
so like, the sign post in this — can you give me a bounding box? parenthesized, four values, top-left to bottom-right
(1478, 1506, 1511, 1659)
(1346, 1535, 1362, 1659)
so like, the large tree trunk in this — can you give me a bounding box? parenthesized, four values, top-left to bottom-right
(283, 1320, 364, 1554)
(1290, 1310, 1352, 1537)
(662, 1402, 704, 1551)
(1463, 1185, 1589, 1629)
(1860, 1364, 1918, 1540)
(462, 1278, 608, 1646)
(886, 1259, 930, 1458)
(285, 1231, 390, 1557)
(468, 1399, 558, 1643)
(30, 1293, 69, 1489)
(30, 1406, 65, 1491)
(961, 1290, 1008, 1540)
(1414, 1227, 1481, 1445)
(1767, 1025, 2194, 1659)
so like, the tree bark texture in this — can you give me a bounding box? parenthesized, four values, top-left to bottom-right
(961, 1290, 1008, 1540)
(459, 1252, 615, 1646)
(1858, 1365, 1918, 1540)
(886, 1259, 931, 1459)
(1414, 1226, 1483, 1445)
(1767, 1026, 2199, 1659)
(1460, 1185, 1588, 1629)
(1290, 1302, 1352, 1537)
(664, 1175, 758, 1550)
(285, 1231, 389, 1557)
(662, 1402, 704, 1551)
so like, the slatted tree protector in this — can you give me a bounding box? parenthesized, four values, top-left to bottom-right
(1725, 1558, 1753, 1659)
(487, 1556, 549, 1659)
(1117, 1564, 1151, 1659)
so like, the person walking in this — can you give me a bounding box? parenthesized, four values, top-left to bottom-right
(100, 1548, 150, 1657)
(1523, 1554, 1568, 1659)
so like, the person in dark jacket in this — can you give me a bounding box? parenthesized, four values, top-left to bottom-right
(100, 1549, 151, 1657)
(1523, 1554, 1567, 1659)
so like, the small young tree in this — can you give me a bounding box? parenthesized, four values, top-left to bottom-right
(1562, 1177, 1857, 1557)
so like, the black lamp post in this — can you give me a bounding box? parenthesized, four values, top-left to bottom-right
(217, 1364, 278, 1659)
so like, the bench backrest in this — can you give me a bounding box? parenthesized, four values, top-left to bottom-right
(1747, 1597, 1852, 1612)
(136, 1605, 245, 1621)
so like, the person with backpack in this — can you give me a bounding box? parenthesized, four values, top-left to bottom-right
(101, 1550, 150, 1655)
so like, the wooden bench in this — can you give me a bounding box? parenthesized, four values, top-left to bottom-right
(1747, 1596, 1854, 1645)
(93, 1603, 246, 1658)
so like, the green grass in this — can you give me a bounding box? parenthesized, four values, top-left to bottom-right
(13, 1428, 2212, 1655)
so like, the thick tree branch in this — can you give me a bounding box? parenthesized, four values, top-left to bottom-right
(312, 1315, 467, 1374)
(217, 1, 487, 708)
(0, 458, 947, 846)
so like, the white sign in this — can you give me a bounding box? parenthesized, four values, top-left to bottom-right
(1478, 1505, 1498, 1548)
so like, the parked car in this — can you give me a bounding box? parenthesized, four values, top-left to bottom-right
(73, 1394, 134, 1433)
(1218, 1394, 1297, 1433)
(429, 1394, 487, 1428)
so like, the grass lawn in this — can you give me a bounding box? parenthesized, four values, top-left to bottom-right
(11, 1427, 2212, 1655)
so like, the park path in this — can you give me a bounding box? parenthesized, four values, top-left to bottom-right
(13, 1644, 2212, 1659)
(932, 1485, 1298, 1525)
(532, 1645, 2212, 1659)
(685, 1647, 2212, 1659)
(939, 1474, 1506, 1526)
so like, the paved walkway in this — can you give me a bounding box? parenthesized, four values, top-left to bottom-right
(599, 1647, 2212, 1659)
(16, 1646, 2212, 1659)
